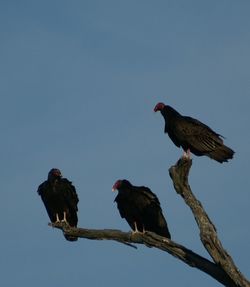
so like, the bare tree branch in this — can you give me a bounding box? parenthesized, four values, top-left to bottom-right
(169, 157, 250, 287)
(48, 157, 250, 287)
(50, 222, 236, 286)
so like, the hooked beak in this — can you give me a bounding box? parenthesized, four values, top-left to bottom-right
(154, 102, 165, 112)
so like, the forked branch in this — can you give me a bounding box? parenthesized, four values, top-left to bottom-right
(49, 157, 249, 287)
(169, 158, 249, 287)
(51, 222, 236, 286)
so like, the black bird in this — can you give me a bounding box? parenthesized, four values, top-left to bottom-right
(37, 168, 79, 241)
(154, 102, 234, 163)
(112, 179, 171, 238)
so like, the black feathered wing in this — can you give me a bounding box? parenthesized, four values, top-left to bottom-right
(60, 178, 79, 227)
(37, 178, 79, 241)
(175, 116, 223, 152)
(114, 193, 138, 231)
(161, 105, 234, 162)
(115, 186, 171, 238)
(114, 192, 136, 222)
(37, 182, 57, 223)
(170, 116, 234, 162)
(59, 179, 79, 241)
(137, 186, 171, 238)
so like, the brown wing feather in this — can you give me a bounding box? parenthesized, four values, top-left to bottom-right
(160, 105, 234, 162)
(115, 184, 171, 238)
(175, 117, 223, 151)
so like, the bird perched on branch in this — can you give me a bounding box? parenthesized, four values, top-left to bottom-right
(37, 168, 79, 241)
(154, 102, 234, 163)
(112, 179, 171, 238)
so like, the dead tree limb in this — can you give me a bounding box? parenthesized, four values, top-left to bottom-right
(169, 157, 250, 287)
(50, 222, 237, 287)
(49, 157, 250, 287)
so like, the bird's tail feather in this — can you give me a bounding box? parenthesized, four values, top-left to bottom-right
(209, 145, 234, 163)
(158, 227, 171, 239)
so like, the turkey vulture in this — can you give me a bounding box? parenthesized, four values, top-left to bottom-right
(154, 102, 234, 163)
(37, 168, 79, 241)
(112, 179, 171, 238)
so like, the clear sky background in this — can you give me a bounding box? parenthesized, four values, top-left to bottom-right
(1, 1, 249, 286)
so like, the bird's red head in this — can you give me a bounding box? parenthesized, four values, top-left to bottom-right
(112, 179, 122, 192)
(112, 179, 132, 191)
(154, 102, 166, 112)
(48, 168, 62, 180)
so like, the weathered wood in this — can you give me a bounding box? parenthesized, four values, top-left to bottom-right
(50, 223, 237, 287)
(48, 157, 250, 287)
(169, 157, 250, 287)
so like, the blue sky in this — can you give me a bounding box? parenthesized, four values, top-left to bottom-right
(1, 1, 249, 286)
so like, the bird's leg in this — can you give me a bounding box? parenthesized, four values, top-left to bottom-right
(182, 149, 191, 159)
(55, 213, 60, 223)
(132, 222, 140, 234)
(61, 211, 68, 224)
(134, 222, 139, 233)
(182, 150, 187, 158)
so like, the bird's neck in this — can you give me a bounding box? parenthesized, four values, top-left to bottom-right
(161, 105, 181, 121)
